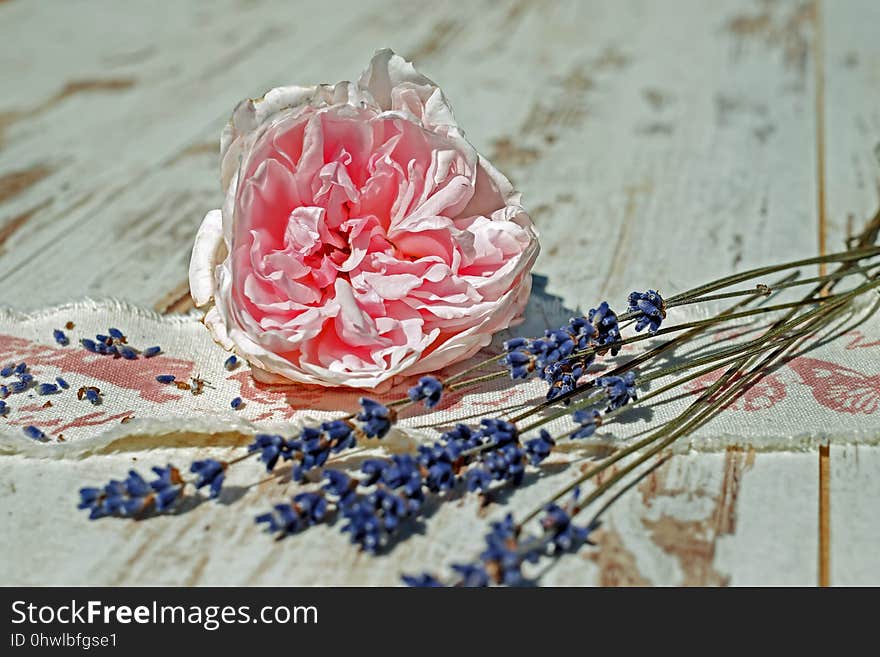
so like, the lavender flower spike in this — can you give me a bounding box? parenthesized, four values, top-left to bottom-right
(596, 371, 638, 411)
(627, 289, 666, 334)
(357, 398, 393, 438)
(190, 459, 226, 498)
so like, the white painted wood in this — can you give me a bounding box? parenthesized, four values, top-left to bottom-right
(830, 445, 880, 585)
(0, 0, 824, 310)
(0, 0, 877, 585)
(821, 0, 880, 586)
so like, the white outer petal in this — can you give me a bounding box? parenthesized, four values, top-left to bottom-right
(203, 306, 235, 350)
(358, 48, 459, 132)
(220, 86, 317, 188)
(189, 209, 224, 307)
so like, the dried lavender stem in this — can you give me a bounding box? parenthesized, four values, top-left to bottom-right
(439, 246, 878, 390)
(517, 279, 872, 433)
(520, 271, 876, 528)
(659, 245, 880, 306)
(575, 301, 857, 531)
(664, 263, 878, 308)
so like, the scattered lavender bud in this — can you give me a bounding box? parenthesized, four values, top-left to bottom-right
(588, 302, 621, 355)
(53, 329, 69, 346)
(540, 503, 595, 554)
(149, 465, 184, 511)
(108, 328, 125, 340)
(13, 362, 27, 375)
(118, 346, 139, 360)
(0, 400, 7, 416)
(248, 434, 292, 472)
(143, 346, 161, 358)
(78, 470, 153, 518)
(79, 466, 183, 520)
(231, 397, 244, 410)
(23, 425, 47, 441)
(224, 355, 239, 371)
(0, 385, 8, 398)
(0, 364, 13, 377)
(322, 470, 358, 507)
(55, 377, 69, 389)
(256, 493, 329, 537)
(81, 338, 99, 353)
(451, 564, 491, 587)
(401, 573, 444, 587)
(94, 342, 118, 357)
(524, 429, 555, 464)
(156, 375, 176, 384)
(36, 383, 59, 395)
(85, 389, 101, 405)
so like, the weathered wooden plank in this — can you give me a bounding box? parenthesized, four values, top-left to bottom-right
(1, 0, 824, 311)
(539, 448, 819, 586)
(829, 445, 880, 585)
(820, 0, 880, 586)
(0, 444, 820, 586)
(0, 0, 518, 308)
(515, 0, 824, 585)
(0, 445, 595, 586)
(3, 0, 876, 586)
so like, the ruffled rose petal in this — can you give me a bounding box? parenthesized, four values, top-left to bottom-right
(357, 49, 458, 133)
(191, 49, 539, 388)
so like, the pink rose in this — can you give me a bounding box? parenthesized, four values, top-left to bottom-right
(189, 49, 539, 388)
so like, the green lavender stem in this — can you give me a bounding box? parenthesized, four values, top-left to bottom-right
(517, 275, 879, 433)
(516, 229, 880, 529)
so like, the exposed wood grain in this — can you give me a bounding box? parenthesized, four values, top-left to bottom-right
(52, 78, 137, 105)
(155, 280, 197, 315)
(819, 443, 830, 585)
(582, 447, 817, 586)
(586, 526, 652, 586)
(0, 164, 52, 204)
(0, 198, 50, 253)
(813, 1, 830, 585)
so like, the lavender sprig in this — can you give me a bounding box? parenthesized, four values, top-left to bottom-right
(76, 397, 396, 520)
(65, 233, 880, 583)
(251, 399, 622, 554)
(500, 298, 633, 403)
(403, 489, 597, 587)
(78, 465, 185, 519)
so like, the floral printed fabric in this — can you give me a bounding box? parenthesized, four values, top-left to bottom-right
(0, 297, 878, 455)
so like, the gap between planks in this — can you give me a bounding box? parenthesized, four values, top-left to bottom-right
(812, 0, 831, 587)
(155, 280, 195, 315)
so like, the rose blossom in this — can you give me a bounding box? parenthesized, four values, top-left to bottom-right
(189, 49, 539, 388)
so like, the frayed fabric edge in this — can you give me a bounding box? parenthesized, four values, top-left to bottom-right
(1, 297, 878, 458)
(3, 413, 877, 460)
